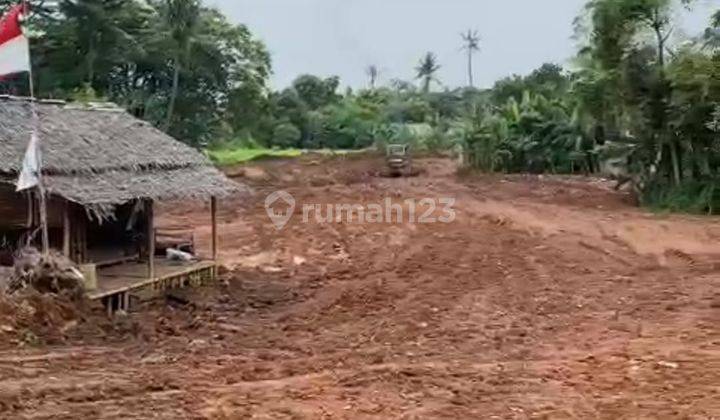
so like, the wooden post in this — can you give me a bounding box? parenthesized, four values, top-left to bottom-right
(78, 215, 87, 263)
(147, 199, 155, 280)
(211, 196, 218, 261)
(62, 201, 71, 258)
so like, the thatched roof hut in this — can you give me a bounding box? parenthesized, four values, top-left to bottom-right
(0, 96, 247, 308)
(0, 95, 245, 218)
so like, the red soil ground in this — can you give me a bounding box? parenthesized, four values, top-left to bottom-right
(2, 155, 720, 419)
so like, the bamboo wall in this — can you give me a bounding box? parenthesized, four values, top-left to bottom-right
(0, 183, 32, 229)
(0, 187, 144, 265)
(0, 183, 64, 230)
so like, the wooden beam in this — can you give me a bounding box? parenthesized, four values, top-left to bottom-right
(37, 186, 50, 255)
(211, 196, 218, 261)
(62, 201, 71, 258)
(73, 211, 87, 264)
(147, 199, 155, 280)
(122, 292, 130, 312)
(80, 215, 87, 263)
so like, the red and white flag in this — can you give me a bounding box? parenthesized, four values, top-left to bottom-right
(0, 4, 30, 77)
(1, 3, 38, 191)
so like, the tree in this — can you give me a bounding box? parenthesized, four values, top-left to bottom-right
(291, 74, 340, 110)
(19, 0, 153, 97)
(565, 0, 720, 210)
(9, 0, 271, 146)
(162, 0, 200, 132)
(578, 0, 679, 184)
(366, 65, 379, 90)
(415, 52, 441, 93)
(624, 0, 674, 67)
(705, 9, 720, 50)
(490, 63, 569, 104)
(272, 121, 302, 148)
(59, 0, 133, 85)
(460, 29, 480, 88)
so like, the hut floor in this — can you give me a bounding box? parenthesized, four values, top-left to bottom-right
(88, 258, 215, 300)
(87, 247, 138, 267)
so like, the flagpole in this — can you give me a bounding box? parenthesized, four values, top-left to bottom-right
(23, 0, 49, 254)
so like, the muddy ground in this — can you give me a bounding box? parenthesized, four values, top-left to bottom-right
(2, 155, 720, 419)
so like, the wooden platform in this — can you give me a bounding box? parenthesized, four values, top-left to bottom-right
(87, 258, 216, 301)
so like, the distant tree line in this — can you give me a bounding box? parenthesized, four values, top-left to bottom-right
(2, 0, 719, 212)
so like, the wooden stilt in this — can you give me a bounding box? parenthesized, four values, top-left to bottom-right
(62, 201, 71, 258)
(37, 189, 49, 254)
(211, 196, 218, 261)
(147, 200, 155, 280)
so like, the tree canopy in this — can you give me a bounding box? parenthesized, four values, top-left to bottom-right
(1, 0, 271, 147)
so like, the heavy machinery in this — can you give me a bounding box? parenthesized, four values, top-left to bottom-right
(385, 144, 413, 177)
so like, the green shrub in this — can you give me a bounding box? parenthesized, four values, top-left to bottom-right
(643, 180, 720, 215)
(272, 122, 302, 148)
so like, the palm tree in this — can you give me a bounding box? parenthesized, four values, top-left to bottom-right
(163, 0, 200, 132)
(366, 65, 379, 90)
(705, 10, 720, 50)
(461, 29, 480, 88)
(415, 52, 441, 93)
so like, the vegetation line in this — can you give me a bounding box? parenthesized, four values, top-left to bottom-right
(1, 0, 718, 213)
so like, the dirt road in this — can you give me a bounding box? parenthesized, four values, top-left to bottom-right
(2, 155, 720, 419)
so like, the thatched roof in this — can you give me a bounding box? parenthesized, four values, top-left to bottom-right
(0, 96, 246, 216)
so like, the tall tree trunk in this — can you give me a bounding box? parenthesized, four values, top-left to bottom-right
(652, 8, 666, 67)
(670, 141, 681, 186)
(86, 36, 97, 86)
(467, 49, 473, 88)
(164, 57, 181, 132)
(654, 26, 665, 67)
(651, 8, 675, 185)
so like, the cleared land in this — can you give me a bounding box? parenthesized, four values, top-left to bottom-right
(2, 155, 720, 419)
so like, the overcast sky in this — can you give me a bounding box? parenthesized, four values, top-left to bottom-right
(210, 0, 718, 90)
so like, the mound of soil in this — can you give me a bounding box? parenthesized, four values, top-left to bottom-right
(0, 289, 146, 349)
(0, 247, 101, 347)
(0, 291, 85, 346)
(8, 248, 85, 298)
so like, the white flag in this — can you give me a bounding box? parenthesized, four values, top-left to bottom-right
(16, 131, 40, 191)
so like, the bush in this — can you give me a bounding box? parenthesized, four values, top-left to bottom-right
(643, 180, 720, 215)
(272, 122, 302, 148)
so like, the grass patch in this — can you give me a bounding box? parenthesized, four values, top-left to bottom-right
(207, 148, 303, 166)
(643, 181, 720, 215)
(206, 146, 374, 166)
